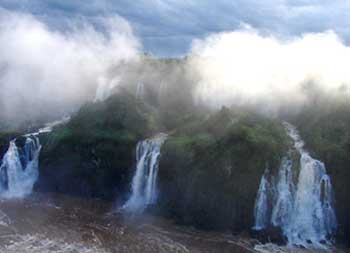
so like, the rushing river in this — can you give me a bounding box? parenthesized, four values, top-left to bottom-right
(0, 193, 346, 252)
(0, 193, 256, 253)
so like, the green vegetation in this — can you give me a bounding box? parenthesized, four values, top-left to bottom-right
(8, 75, 345, 244)
(35, 90, 289, 234)
(158, 107, 288, 232)
(37, 91, 155, 199)
(0, 57, 349, 247)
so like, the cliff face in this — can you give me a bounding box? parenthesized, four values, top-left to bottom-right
(2, 81, 349, 247)
(33, 94, 288, 234)
(36, 92, 154, 200)
(158, 108, 288, 232)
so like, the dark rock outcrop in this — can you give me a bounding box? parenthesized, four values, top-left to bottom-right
(251, 227, 287, 245)
(0, 132, 20, 158)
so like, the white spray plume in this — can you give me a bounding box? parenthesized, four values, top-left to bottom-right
(189, 29, 350, 114)
(0, 10, 140, 127)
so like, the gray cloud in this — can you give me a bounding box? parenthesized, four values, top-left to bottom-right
(0, 0, 349, 56)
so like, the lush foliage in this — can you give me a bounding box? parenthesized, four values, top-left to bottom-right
(158, 107, 288, 232)
(38, 92, 154, 199)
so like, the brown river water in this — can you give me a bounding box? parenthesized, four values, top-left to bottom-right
(0, 193, 346, 253)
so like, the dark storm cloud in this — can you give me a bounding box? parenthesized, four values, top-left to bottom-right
(1, 0, 349, 56)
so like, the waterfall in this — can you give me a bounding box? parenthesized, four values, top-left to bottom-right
(94, 76, 120, 102)
(271, 157, 294, 228)
(283, 122, 337, 248)
(0, 116, 69, 199)
(253, 122, 337, 249)
(123, 133, 167, 213)
(136, 80, 145, 100)
(0, 136, 41, 198)
(253, 169, 271, 230)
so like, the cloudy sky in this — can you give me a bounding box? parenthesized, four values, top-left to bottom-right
(1, 0, 349, 57)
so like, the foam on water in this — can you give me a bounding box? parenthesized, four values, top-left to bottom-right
(1, 234, 108, 253)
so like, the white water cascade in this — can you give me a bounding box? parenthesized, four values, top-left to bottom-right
(253, 122, 337, 249)
(271, 157, 294, 228)
(0, 116, 70, 199)
(123, 133, 167, 213)
(0, 136, 41, 198)
(253, 169, 272, 230)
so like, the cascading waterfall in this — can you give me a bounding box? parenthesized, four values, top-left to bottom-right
(123, 133, 167, 213)
(253, 169, 271, 230)
(253, 122, 337, 248)
(0, 136, 41, 198)
(283, 122, 337, 248)
(0, 116, 70, 199)
(271, 157, 294, 228)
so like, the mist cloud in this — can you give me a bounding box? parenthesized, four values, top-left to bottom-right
(1, 1, 350, 56)
(0, 10, 140, 128)
(189, 29, 350, 115)
(1, 7, 350, 128)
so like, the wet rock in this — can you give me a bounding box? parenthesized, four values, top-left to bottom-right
(250, 227, 287, 245)
(0, 132, 19, 158)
